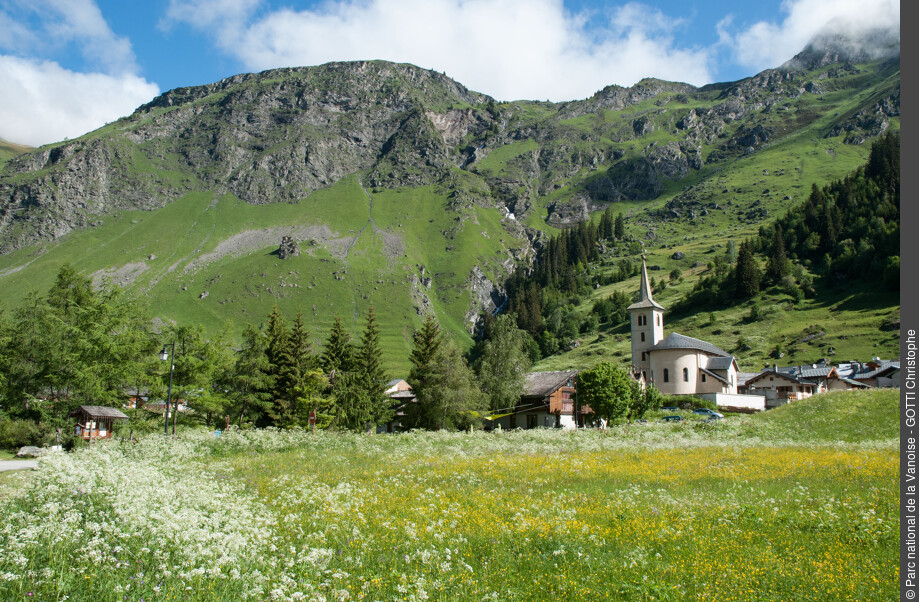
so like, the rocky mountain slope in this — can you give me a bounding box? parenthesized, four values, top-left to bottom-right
(0, 28, 900, 370)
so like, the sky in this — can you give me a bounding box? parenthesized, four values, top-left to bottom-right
(0, 0, 900, 147)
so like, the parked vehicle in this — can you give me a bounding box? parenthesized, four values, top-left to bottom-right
(692, 408, 724, 419)
(662, 415, 682, 422)
(660, 406, 679, 412)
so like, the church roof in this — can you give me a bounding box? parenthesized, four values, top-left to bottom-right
(627, 256, 665, 311)
(705, 356, 737, 371)
(649, 333, 731, 357)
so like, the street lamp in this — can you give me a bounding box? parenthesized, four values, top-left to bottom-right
(160, 341, 175, 436)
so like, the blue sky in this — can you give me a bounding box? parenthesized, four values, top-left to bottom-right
(0, 0, 900, 146)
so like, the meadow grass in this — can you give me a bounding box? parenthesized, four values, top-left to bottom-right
(0, 390, 898, 600)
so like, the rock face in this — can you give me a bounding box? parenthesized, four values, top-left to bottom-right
(278, 236, 300, 259)
(0, 29, 900, 258)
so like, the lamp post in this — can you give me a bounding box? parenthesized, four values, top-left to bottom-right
(160, 341, 175, 436)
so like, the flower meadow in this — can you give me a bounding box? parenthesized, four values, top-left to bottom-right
(0, 405, 898, 601)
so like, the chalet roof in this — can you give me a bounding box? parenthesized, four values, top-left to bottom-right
(650, 333, 730, 357)
(777, 365, 837, 379)
(837, 377, 870, 388)
(523, 370, 578, 399)
(627, 256, 665, 311)
(737, 372, 760, 386)
(746, 370, 817, 387)
(385, 379, 404, 388)
(68, 405, 129, 420)
(853, 361, 900, 380)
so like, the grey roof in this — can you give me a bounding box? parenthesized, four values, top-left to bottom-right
(747, 370, 817, 386)
(68, 405, 129, 419)
(385, 379, 404, 387)
(837, 377, 870, 388)
(649, 333, 730, 357)
(854, 361, 900, 380)
(737, 372, 760, 386)
(705, 356, 737, 371)
(523, 370, 578, 398)
(699, 367, 729, 385)
(777, 366, 837, 379)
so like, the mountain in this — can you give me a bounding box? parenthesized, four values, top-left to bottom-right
(0, 32, 900, 373)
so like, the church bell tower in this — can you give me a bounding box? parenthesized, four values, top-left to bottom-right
(627, 256, 665, 380)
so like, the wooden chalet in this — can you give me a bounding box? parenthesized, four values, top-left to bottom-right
(69, 405, 129, 440)
(488, 370, 595, 430)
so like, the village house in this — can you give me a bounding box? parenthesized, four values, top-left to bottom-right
(487, 370, 595, 430)
(69, 405, 129, 440)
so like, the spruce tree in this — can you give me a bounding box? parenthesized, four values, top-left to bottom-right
(734, 240, 761, 299)
(357, 306, 392, 430)
(766, 225, 790, 283)
(614, 213, 625, 240)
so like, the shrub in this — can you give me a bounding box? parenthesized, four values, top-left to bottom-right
(0, 417, 49, 450)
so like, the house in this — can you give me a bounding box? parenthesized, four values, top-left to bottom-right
(775, 364, 869, 392)
(487, 370, 595, 430)
(379, 380, 416, 433)
(744, 369, 819, 408)
(843, 359, 901, 388)
(629, 257, 740, 397)
(69, 405, 129, 440)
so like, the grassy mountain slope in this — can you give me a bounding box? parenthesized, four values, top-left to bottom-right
(0, 37, 900, 373)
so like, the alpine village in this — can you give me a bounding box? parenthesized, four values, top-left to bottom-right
(0, 18, 902, 602)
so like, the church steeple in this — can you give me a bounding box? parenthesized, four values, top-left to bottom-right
(628, 256, 664, 311)
(628, 255, 665, 378)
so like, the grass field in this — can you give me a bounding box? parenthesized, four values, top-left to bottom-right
(0, 389, 898, 600)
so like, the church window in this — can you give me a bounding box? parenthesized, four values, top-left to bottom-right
(663, 369, 669, 382)
(702, 373, 706, 383)
(683, 368, 689, 382)
(656, 314, 660, 326)
(640, 332, 645, 342)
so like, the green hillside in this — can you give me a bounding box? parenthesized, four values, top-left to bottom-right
(0, 44, 900, 373)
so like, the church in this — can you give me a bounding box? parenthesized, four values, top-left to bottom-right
(629, 258, 739, 396)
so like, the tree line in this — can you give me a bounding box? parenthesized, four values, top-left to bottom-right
(503, 207, 636, 358)
(0, 266, 546, 447)
(677, 131, 899, 310)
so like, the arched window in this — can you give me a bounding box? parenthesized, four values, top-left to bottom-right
(683, 367, 689, 382)
(663, 369, 669, 382)
(656, 314, 660, 326)
(640, 332, 645, 342)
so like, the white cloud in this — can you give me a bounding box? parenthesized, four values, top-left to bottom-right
(167, 0, 714, 101)
(0, 0, 139, 74)
(719, 0, 899, 73)
(0, 56, 159, 147)
(161, 0, 260, 32)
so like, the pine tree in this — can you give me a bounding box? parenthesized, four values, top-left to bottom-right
(734, 240, 761, 299)
(321, 316, 355, 375)
(766, 225, 790, 283)
(357, 306, 392, 430)
(614, 213, 625, 240)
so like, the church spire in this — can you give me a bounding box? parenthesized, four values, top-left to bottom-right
(638, 255, 654, 304)
(627, 255, 665, 311)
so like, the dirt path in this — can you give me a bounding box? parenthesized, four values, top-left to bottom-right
(0, 460, 37, 472)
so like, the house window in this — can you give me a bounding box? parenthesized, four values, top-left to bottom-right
(527, 415, 538, 429)
(663, 369, 669, 382)
(640, 332, 645, 342)
(683, 368, 689, 382)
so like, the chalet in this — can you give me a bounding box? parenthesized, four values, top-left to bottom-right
(744, 369, 819, 408)
(486, 370, 597, 430)
(379, 379, 416, 433)
(69, 406, 129, 440)
(837, 359, 901, 388)
(776, 364, 868, 392)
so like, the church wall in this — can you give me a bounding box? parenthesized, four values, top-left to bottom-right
(649, 349, 702, 395)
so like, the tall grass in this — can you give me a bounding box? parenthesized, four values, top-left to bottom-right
(0, 390, 898, 600)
